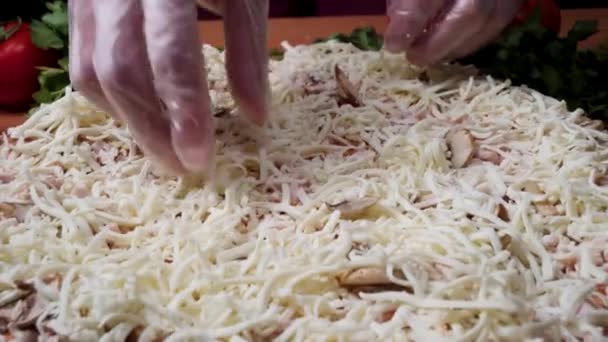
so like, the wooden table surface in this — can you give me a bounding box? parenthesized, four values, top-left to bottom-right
(1, 9, 607, 131)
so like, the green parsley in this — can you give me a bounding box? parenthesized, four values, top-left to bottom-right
(30, 0, 70, 108)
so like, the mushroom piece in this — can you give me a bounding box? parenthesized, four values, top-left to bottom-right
(338, 267, 391, 286)
(476, 148, 502, 165)
(0, 290, 48, 340)
(328, 197, 378, 219)
(593, 173, 608, 186)
(535, 203, 559, 216)
(495, 203, 509, 221)
(415, 193, 438, 209)
(522, 181, 543, 194)
(499, 233, 512, 249)
(11, 293, 46, 330)
(447, 129, 475, 168)
(378, 309, 397, 323)
(334, 65, 361, 107)
(502, 235, 530, 267)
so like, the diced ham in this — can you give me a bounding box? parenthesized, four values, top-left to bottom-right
(45, 175, 63, 190)
(71, 184, 88, 198)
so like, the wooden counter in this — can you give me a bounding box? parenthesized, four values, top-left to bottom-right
(1, 9, 607, 131)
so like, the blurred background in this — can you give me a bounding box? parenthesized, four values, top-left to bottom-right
(2, 0, 607, 22)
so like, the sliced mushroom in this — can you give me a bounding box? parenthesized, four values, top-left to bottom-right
(11, 293, 46, 330)
(593, 173, 608, 186)
(447, 129, 475, 168)
(522, 181, 543, 194)
(328, 197, 378, 219)
(338, 267, 391, 286)
(535, 203, 559, 216)
(476, 149, 502, 165)
(13, 281, 34, 292)
(495, 203, 509, 221)
(349, 284, 408, 295)
(334, 65, 361, 107)
(499, 234, 512, 249)
(415, 193, 438, 209)
(504, 237, 530, 268)
(126, 326, 144, 342)
(378, 309, 397, 323)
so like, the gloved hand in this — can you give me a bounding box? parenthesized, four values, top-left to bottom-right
(384, 0, 525, 66)
(68, 0, 270, 173)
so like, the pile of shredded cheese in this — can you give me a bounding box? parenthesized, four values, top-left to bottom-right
(1, 42, 608, 342)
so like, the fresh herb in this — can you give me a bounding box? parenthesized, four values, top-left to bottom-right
(269, 47, 284, 60)
(30, 0, 70, 108)
(32, 57, 69, 104)
(460, 10, 608, 119)
(218, 46, 284, 60)
(314, 26, 383, 51)
(263, 26, 383, 61)
(30, 1, 68, 51)
(314, 15, 608, 120)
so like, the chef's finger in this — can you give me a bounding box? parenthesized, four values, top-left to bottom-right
(384, 0, 447, 53)
(92, 0, 184, 173)
(143, 0, 214, 172)
(68, 0, 114, 116)
(448, 1, 524, 60)
(406, 0, 494, 66)
(223, 0, 270, 125)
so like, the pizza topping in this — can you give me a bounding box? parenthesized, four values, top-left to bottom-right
(0, 287, 48, 340)
(415, 193, 438, 209)
(495, 203, 510, 221)
(334, 64, 361, 107)
(535, 202, 560, 216)
(475, 148, 502, 165)
(328, 197, 378, 219)
(338, 267, 392, 286)
(592, 171, 608, 187)
(447, 129, 475, 168)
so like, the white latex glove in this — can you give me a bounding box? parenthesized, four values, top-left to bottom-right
(384, 0, 525, 65)
(69, 0, 269, 174)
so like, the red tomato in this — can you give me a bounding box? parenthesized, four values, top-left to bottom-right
(513, 0, 561, 33)
(0, 21, 58, 109)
